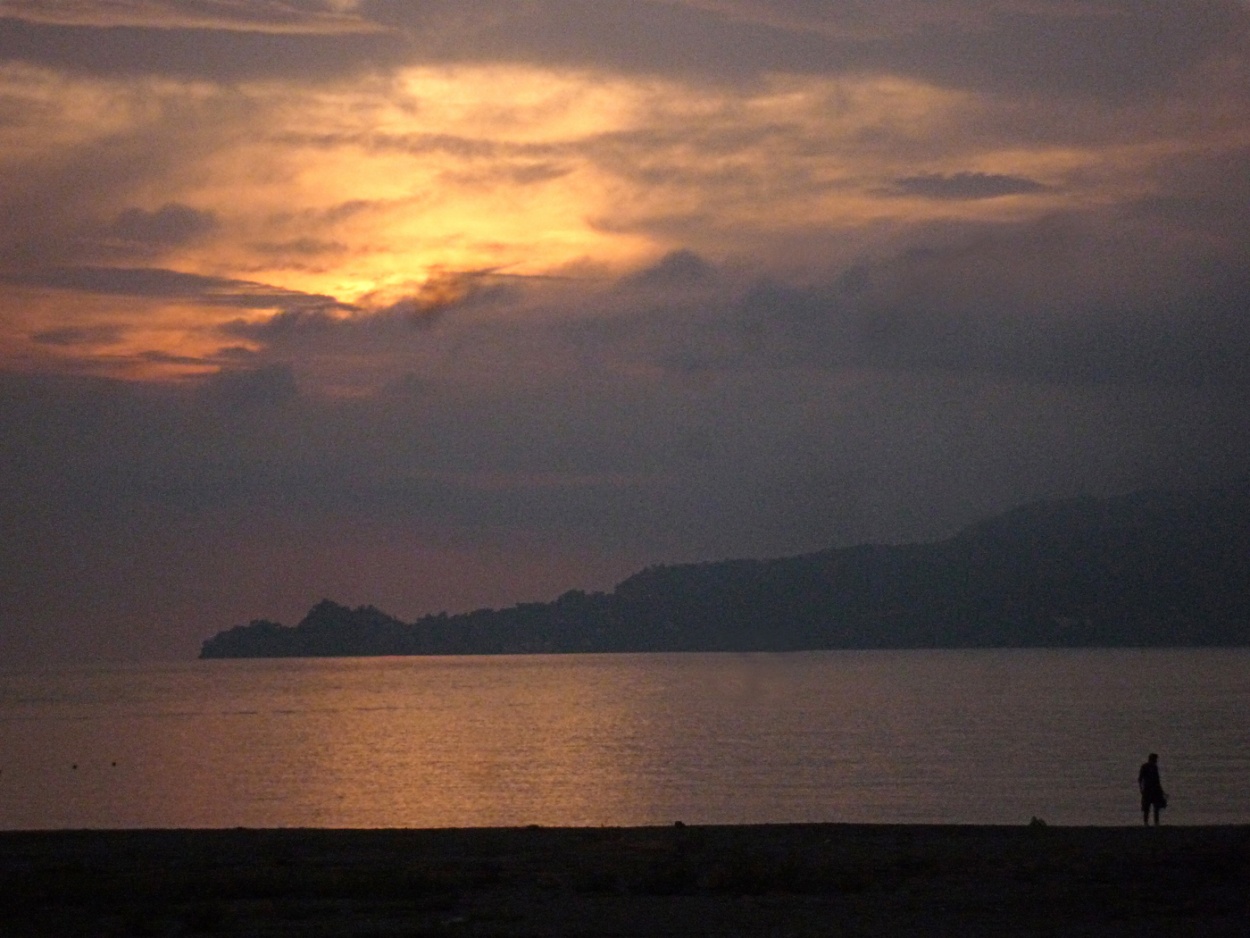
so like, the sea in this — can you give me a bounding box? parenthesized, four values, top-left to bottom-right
(1, 649, 1247, 830)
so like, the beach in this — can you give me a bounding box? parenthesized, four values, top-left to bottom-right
(2, 824, 1247, 936)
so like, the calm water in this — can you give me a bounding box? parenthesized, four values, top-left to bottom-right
(0, 650, 1247, 830)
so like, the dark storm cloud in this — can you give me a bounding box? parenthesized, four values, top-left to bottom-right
(0, 16, 410, 81)
(0, 84, 257, 277)
(8, 305, 1247, 590)
(273, 130, 558, 162)
(0, 364, 647, 534)
(665, 1, 1250, 97)
(757, 258, 1250, 391)
(4, 1, 1242, 100)
(1129, 145, 1250, 240)
(375, 0, 1250, 101)
(217, 271, 518, 348)
(870, 1, 1249, 100)
(201, 363, 299, 408)
(569, 186, 1250, 393)
(248, 238, 350, 261)
(620, 249, 717, 289)
(31, 323, 127, 347)
(7, 291, 1250, 665)
(138, 349, 216, 366)
(887, 172, 1049, 200)
(359, 0, 827, 80)
(105, 203, 218, 247)
(0, 0, 384, 33)
(220, 308, 346, 342)
(1, 265, 353, 311)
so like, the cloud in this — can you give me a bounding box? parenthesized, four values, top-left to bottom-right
(621, 249, 717, 288)
(841, 225, 1248, 388)
(886, 172, 1050, 200)
(219, 308, 344, 342)
(138, 348, 217, 366)
(550, 175, 1250, 393)
(663, 1, 1250, 98)
(2, 0, 1250, 664)
(30, 323, 127, 346)
(5, 1, 1240, 100)
(104, 202, 218, 247)
(200, 362, 299, 407)
(6, 271, 1250, 665)
(360, 1, 1250, 105)
(249, 237, 350, 261)
(0, 13, 408, 81)
(1, 265, 352, 310)
(0, 0, 384, 34)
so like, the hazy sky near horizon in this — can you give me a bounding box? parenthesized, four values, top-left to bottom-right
(2, 1, 1249, 665)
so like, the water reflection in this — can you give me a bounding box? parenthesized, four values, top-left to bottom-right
(1, 649, 1247, 829)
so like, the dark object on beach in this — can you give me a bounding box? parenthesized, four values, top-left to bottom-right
(1139, 752, 1168, 826)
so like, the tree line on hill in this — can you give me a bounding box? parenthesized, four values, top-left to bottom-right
(199, 482, 1250, 658)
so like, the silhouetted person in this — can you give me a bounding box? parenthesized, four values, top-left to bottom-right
(1138, 753, 1166, 825)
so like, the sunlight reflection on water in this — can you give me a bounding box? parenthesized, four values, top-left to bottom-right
(1, 649, 1247, 829)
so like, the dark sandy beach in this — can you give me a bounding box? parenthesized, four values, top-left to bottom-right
(2, 824, 1247, 936)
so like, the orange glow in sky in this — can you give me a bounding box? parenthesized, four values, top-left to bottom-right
(3, 2, 1250, 666)
(5, 52, 1222, 384)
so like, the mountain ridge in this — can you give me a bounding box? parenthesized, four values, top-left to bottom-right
(199, 481, 1250, 658)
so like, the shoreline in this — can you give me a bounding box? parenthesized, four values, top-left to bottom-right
(3, 823, 1248, 935)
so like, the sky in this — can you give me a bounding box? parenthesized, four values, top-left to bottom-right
(1, 1, 1249, 665)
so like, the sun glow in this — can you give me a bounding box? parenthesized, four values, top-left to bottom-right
(2, 57, 1197, 382)
(182, 66, 671, 306)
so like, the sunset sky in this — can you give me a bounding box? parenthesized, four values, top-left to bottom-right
(2, 1, 1249, 665)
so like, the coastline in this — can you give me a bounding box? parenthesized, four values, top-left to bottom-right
(3, 824, 1247, 936)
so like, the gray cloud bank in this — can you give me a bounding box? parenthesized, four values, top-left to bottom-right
(1, 1, 1245, 98)
(5, 216, 1250, 663)
(5, 265, 349, 310)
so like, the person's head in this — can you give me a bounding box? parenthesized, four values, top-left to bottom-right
(1148, 753, 1158, 764)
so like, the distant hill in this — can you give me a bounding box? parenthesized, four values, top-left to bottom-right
(199, 482, 1250, 658)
